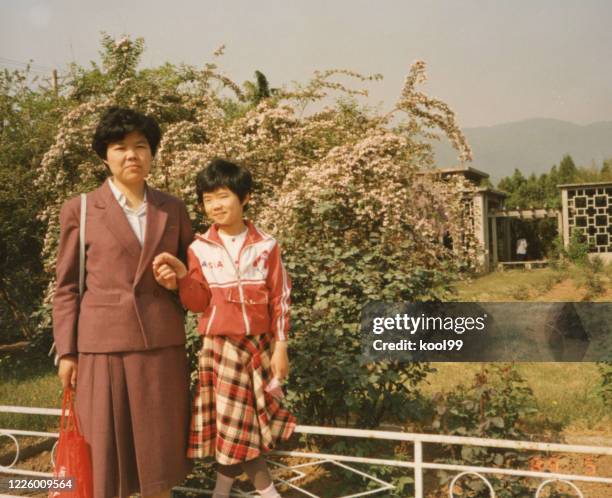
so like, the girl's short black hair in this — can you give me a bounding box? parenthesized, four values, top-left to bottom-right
(196, 158, 253, 205)
(91, 107, 162, 159)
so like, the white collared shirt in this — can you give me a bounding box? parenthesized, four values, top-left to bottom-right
(108, 178, 147, 246)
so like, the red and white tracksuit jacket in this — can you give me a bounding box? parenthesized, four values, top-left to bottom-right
(177, 220, 291, 341)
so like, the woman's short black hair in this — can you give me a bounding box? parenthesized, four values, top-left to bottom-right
(196, 158, 253, 205)
(91, 107, 162, 159)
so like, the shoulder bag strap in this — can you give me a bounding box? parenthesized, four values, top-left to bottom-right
(79, 193, 87, 297)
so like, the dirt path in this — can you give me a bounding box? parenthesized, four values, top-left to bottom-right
(537, 276, 611, 301)
(538, 278, 588, 301)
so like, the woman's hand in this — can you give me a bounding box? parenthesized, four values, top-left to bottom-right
(152, 252, 187, 290)
(270, 340, 289, 380)
(58, 355, 78, 389)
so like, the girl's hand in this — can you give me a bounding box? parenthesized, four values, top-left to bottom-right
(153, 252, 187, 290)
(153, 262, 178, 290)
(270, 340, 289, 380)
(58, 355, 78, 389)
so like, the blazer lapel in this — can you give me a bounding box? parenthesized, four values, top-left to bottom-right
(94, 180, 142, 260)
(134, 185, 168, 286)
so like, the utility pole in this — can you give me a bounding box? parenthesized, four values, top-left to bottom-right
(51, 69, 58, 94)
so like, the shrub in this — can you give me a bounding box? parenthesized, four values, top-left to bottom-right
(586, 255, 604, 273)
(36, 35, 478, 428)
(428, 364, 541, 498)
(510, 285, 530, 300)
(565, 230, 590, 265)
(0, 67, 65, 345)
(597, 362, 612, 407)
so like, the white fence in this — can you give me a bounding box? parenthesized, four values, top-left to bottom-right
(1, 405, 611, 497)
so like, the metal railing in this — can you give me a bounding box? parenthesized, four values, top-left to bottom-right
(1, 405, 611, 497)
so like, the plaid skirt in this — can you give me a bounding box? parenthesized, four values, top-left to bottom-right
(188, 333, 296, 465)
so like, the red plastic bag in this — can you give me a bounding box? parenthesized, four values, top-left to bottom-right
(49, 388, 93, 498)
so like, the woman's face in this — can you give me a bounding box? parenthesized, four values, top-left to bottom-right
(203, 187, 249, 230)
(104, 131, 152, 186)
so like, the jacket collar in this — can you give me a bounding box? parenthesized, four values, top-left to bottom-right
(198, 220, 265, 247)
(91, 178, 168, 286)
(94, 178, 163, 209)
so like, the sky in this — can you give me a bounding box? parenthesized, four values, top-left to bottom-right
(1, 0, 611, 128)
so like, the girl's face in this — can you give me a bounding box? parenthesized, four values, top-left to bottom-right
(104, 131, 152, 186)
(203, 187, 249, 231)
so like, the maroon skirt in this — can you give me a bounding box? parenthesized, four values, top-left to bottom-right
(75, 345, 192, 498)
(188, 334, 296, 465)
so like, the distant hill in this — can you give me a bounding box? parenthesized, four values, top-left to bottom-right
(430, 118, 612, 184)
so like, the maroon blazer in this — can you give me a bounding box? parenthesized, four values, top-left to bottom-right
(52, 179, 193, 357)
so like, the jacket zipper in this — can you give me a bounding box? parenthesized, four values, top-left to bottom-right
(206, 236, 255, 335)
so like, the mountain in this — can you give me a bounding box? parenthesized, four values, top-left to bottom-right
(430, 118, 612, 184)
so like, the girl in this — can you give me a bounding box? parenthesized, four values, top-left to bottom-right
(153, 158, 296, 498)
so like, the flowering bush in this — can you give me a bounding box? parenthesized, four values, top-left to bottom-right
(37, 35, 478, 426)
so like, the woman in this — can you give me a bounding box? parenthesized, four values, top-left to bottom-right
(53, 107, 193, 498)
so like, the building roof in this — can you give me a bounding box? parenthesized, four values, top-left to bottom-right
(557, 181, 612, 189)
(477, 187, 507, 198)
(436, 166, 491, 182)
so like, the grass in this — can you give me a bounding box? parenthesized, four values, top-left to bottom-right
(440, 261, 612, 436)
(450, 261, 612, 302)
(450, 267, 562, 301)
(0, 350, 61, 432)
(422, 363, 611, 435)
